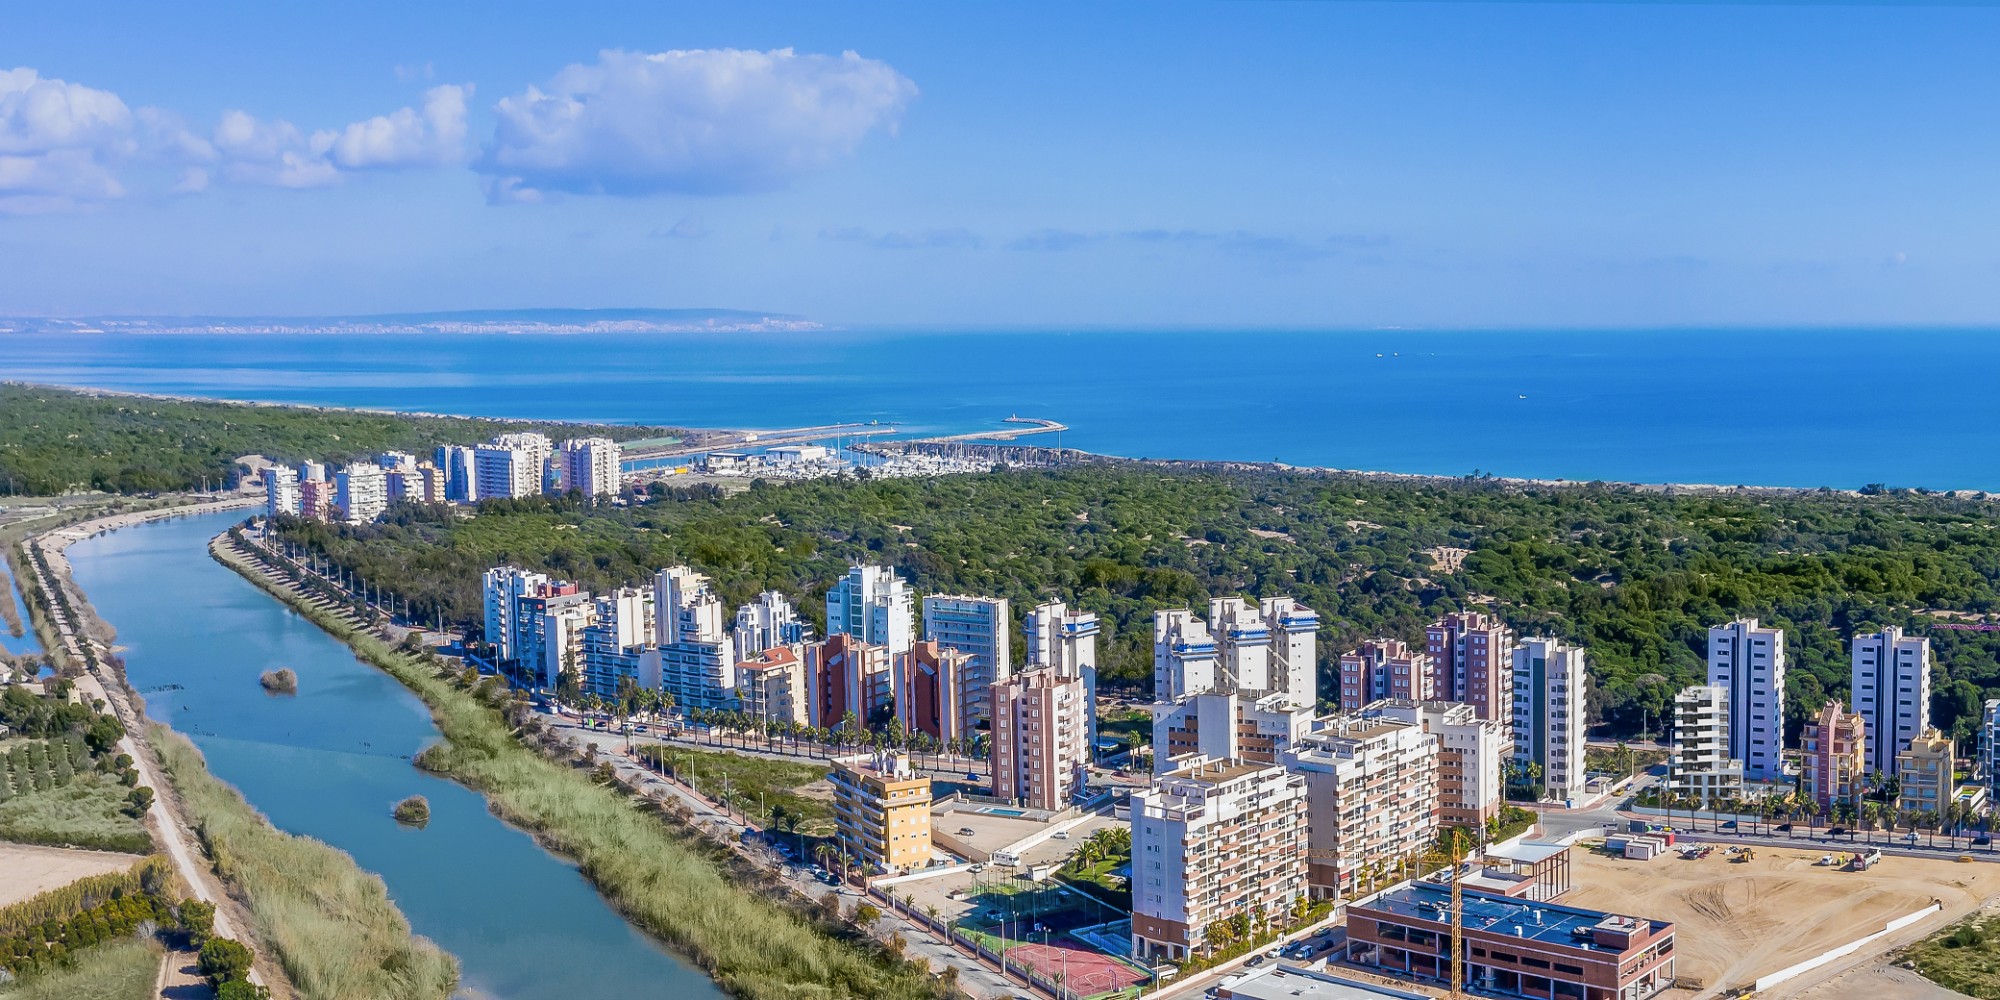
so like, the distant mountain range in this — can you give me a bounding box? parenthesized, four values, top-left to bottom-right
(0, 308, 821, 335)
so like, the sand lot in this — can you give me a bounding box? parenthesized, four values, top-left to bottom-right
(1565, 844, 2000, 995)
(0, 843, 145, 908)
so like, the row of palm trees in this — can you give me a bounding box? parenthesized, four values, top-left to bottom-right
(1657, 786, 1993, 850)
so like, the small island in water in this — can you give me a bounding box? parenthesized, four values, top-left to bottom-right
(258, 667, 298, 694)
(393, 796, 430, 827)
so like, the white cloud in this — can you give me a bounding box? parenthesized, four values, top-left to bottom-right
(479, 47, 915, 202)
(0, 66, 469, 211)
(326, 84, 471, 169)
(0, 67, 138, 211)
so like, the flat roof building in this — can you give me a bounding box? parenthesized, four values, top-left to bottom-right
(991, 665, 1090, 811)
(1852, 627, 1932, 778)
(1130, 758, 1308, 963)
(1366, 699, 1506, 829)
(831, 752, 931, 874)
(1284, 714, 1438, 897)
(1430, 611, 1514, 723)
(1339, 638, 1436, 711)
(1346, 881, 1675, 1000)
(1802, 699, 1867, 812)
(1708, 618, 1787, 783)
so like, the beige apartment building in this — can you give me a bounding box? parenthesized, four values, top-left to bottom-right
(1283, 714, 1439, 896)
(830, 752, 932, 874)
(1130, 759, 1308, 963)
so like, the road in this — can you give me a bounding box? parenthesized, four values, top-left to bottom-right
(24, 495, 267, 996)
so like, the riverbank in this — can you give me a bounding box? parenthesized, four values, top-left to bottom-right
(212, 530, 946, 1000)
(18, 495, 453, 999)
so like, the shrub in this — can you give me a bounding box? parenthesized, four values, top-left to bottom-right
(198, 937, 255, 984)
(392, 796, 429, 826)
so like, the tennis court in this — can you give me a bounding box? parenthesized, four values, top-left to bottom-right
(953, 877, 1148, 998)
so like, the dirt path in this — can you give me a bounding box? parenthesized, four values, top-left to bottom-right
(21, 496, 278, 997)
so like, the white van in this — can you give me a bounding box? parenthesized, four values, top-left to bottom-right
(992, 850, 1022, 866)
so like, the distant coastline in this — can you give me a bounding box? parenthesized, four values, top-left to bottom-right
(0, 307, 821, 337)
(12, 379, 1954, 501)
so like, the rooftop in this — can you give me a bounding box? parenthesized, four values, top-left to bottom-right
(1486, 841, 1569, 865)
(1220, 968, 1427, 1000)
(1356, 881, 1665, 949)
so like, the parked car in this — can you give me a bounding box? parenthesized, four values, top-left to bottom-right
(1775, 823, 1792, 832)
(1829, 827, 1850, 837)
(1053, 831, 1069, 840)
(1975, 835, 1992, 846)
(958, 827, 977, 836)
(1248, 956, 1268, 967)
(965, 771, 981, 780)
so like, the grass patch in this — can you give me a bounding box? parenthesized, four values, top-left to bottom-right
(215, 534, 944, 1000)
(635, 744, 835, 835)
(0, 936, 161, 1000)
(1907, 912, 2000, 999)
(152, 727, 458, 1000)
(0, 773, 150, 853)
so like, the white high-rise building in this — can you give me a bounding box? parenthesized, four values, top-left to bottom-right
(1154, 610, 1219, 701)
(648, 566, 735, 710)
(1851, 626, 1932, 777)
(1208, 598, 1274, 696)
(581, 587, 654, 699)
(333, 461, 387, 524)
(1981, 700, 2000, 799)
(1025, 600, 1101, 750)
(556, 437, 622, 498)
(474, 443, 542, 499)
(825, 565, 914, 658)
(1707, 618, 1787, 783)
(1261, 596, 1320, 709)
(1670, 684, 1743, 808)
(734, 591, 812, 661)
(265, 466, 301, 519)
(1511, 637, 1589, 801)
(492, 432, 553, 488)
(483, 567, 549, 662)
(922, 595, 1011, 735)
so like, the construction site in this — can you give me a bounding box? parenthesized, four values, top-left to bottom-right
(1562, 841, 2000, 997)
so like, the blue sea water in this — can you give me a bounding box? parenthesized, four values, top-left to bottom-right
(4, 327, 1997, 489)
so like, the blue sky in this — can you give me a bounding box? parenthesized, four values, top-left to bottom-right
(3, 1, 1997, 327)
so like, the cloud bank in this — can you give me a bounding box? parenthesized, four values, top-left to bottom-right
(0, 68, 471, 211)
(478, 47, 916, 203)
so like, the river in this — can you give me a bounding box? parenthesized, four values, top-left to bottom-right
(65, 510, 726, 1000)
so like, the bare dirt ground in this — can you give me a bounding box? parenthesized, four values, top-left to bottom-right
(1785, 962, 1970, 1000)
(0, 842, 145, 908)
(1566, 845, 2000, 997)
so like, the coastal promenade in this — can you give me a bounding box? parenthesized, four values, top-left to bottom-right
(18, 494, 272, 995)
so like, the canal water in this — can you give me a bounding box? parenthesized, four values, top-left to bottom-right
(0, 569, 40, 657)
(66, 510, 725, 1000)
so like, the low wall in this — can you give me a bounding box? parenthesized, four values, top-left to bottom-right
(1750, 902, 1943, 993)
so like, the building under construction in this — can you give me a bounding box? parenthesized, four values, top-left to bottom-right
(1345, 880, 1675, 1000)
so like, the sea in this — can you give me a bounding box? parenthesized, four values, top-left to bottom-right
(4, 327, 1997, 490)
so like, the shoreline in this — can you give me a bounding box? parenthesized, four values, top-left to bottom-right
(13, 380, 1970, 497)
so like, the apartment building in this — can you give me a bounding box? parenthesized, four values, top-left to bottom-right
(737, 645, 809, 728)
(1262, 597, 1321, 709)
(555, 437, 622, 498)
(831, 752, 932, 874)
(1801, 700, 1867, 811)
(648, 566, 735, 711)
(298, 478, 330, 521)
(1983, 700, 2000, 799)
(1338, 639, 1436, 711)
(991, 665, 1090, 810)
(1210, 597, 1276, 696)
(807, 633, 892, 729)
(474, 433, 551, 500)
(1024, 600, 1100, 747)
(1669, 685, 1742, 808)
(1366, 700, 1505, 828)
(1511, 637, 1588, 802)
(1346, 882, 1676, 1000)
(1895, 728, 1954, 819)
(333, 461, 387, 524)
(1707, 618, 1787, 783)
(922, 595, 1011, 734)
(895, 641, 976, 744)
(1851, 626, 1932, 778)
(826, 564, 914, 659)
(1429, 611, 1514, 723)
(1152, 691, 1315, 773)
(579, 587, 653, 699)
(435, 444, 478, 501)
(734, 591, 812, 661)
(1155, 610, 1220, 701)
(265, 466, 300, 518)
(1282, 716, 1439, 896)
(1130, 759, 1309, 962)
